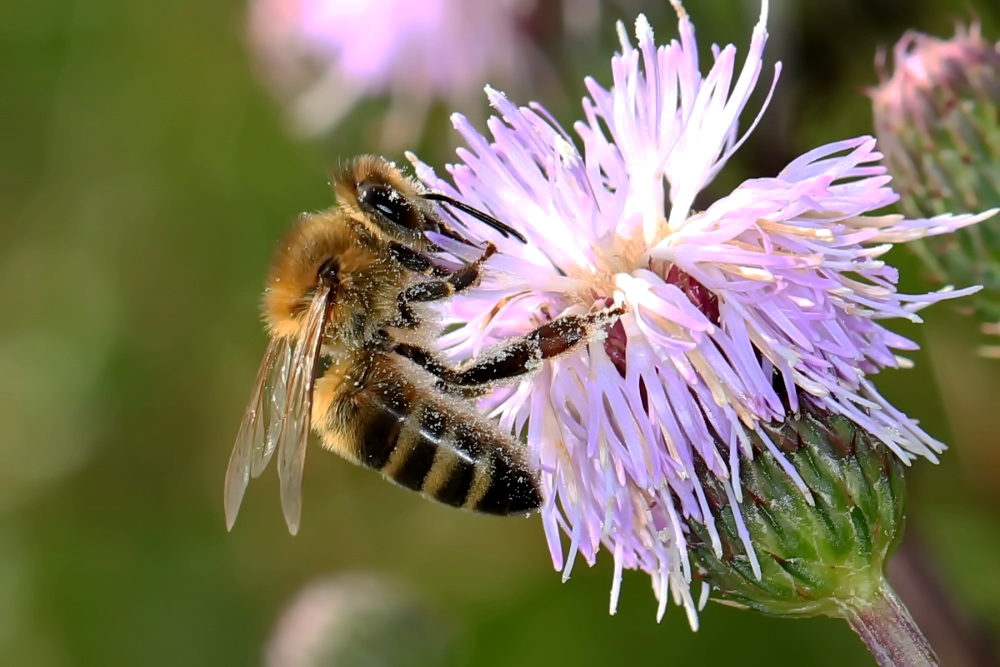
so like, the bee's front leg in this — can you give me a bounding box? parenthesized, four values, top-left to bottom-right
(391, 243, 497, 329)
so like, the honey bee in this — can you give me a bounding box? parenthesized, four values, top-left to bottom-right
(224, 155, 624, 534)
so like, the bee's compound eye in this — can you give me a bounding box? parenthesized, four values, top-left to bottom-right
(318, 258, 339, 286)
(357, 182, 421, 231)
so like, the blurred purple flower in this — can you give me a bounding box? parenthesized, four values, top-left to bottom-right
(410, 0, 995, 625)
(869, 23, 1000, 355)
(265, 573, 452, 667)
(248, 0, 541, 146)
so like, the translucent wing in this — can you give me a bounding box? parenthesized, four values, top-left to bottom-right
(224, 337, 289, 530)
(251, 339, 291, 478)
(277, 287, 331, 535)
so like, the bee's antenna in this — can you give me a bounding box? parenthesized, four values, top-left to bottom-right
(422, 193, 528, 244)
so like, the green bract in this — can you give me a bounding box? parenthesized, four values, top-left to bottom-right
(689, 403, 906, 618)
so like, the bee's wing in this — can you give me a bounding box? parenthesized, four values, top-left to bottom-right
(276, 287, 331, 535)
(252, 339, 291, 478)
(224, 336, 290, 531)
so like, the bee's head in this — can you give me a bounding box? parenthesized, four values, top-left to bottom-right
(332, 155, 441, 250)
(331, 155, 527, 250)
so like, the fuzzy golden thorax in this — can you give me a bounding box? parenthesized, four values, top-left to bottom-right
(262, 210, 405, 344)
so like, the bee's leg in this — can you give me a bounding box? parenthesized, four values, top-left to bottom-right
(399, 242, 497, 303)
(392, 301, 420, 329)
(391, 345, 489, 398)
(443, 384, 492, 399)
(388, 242, 452, 278)
(391, 243, 497, 330)
(394, 304, 626, 387)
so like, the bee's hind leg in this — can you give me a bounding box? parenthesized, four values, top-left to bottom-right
(394, 304, 626, 387)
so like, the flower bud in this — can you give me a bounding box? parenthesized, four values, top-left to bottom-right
(689, 402, 906, 618)
(870, 25, 1000, 327)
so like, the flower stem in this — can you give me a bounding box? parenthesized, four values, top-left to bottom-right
(845, 583, 939, 667)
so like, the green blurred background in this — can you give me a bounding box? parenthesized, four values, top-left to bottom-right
(2, 0, 998, 665)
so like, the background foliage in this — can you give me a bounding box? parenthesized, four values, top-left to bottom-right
(2, 0, 998, 664)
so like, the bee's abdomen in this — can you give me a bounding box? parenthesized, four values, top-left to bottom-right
(351, 384, 541, 515)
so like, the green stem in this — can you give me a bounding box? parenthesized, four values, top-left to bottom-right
(844, 583, 939, 667)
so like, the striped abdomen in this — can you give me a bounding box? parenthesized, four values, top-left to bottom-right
(314, 357, 542, 515)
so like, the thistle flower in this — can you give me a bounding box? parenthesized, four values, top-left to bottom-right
(870, 24, 1000, 346)
(410, 0, 995, 632)
(247, 0, 541, 146)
